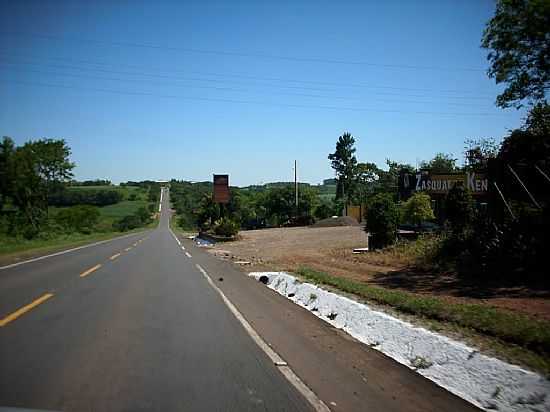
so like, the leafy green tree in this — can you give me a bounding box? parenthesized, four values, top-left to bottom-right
(328, 132, 358, 200)
(482, 0, 550, 108)
(401, 193, 435, 227)
(0, 137, 15, 209)
(464, 138, 499, 171)
(353, 162, 381, 203)
(420, 153, 457, 173)
(262, 185, 318, 226)
(55, 205, 100, 234)
(365, 193, 399, 249)
(377, 159, 414, 198)
(445, 186, 475, 235)
(213, 217, 240, 237)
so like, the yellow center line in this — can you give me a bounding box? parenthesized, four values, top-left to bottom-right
(0, 293, 54, 327)
(80, 264, 102, 278)
(124, 247, 132, 252)
(110, 253, 121, 260)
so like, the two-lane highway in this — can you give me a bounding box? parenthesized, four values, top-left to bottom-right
(0, 188, 313, 411)
(1, 187, 479, 412)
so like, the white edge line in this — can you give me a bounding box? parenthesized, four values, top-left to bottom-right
(194, 263, 331, 412)
(159, 187, 163, 213)
(185, 252, 192, 258)
(0, 230, 148, 271)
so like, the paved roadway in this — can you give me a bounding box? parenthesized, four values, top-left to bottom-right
(0, 188, 479, 412)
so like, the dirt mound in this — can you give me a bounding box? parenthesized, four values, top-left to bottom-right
(312, 216, 360, 228)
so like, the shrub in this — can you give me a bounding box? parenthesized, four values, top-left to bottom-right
(444, 185, 475, 235)
(113, 215, 141, 232)
(213, 217, 240, 237)
(401, 192, 435, 227)
(365, 193, 399, 249)
(54, 205, 100, 234)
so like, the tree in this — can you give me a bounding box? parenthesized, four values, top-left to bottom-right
(262, 185, 318, 226)
(445, 186, 475, 235)
(482, 0, 550, 108)
(377, 159, 414, 198)
(328, 132, 358, 201)
(464, 138, 499, 171)
(353, 162, 381, 203)
(0, 137, 15, 209)
(365, 193, 399, 249)
(420, 153, 457, 173)
(55, 205, 100, 234)
(401, 193, 435, 227)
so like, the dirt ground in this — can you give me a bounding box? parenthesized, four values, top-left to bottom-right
(207, 225, 550, 321)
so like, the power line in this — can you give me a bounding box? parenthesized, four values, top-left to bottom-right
(0, 64, 494, 108)
(5, 79, 504, 117)
(1, 31, 485, 72)
(0, 50, 492, 96)
(0, 58, 493, 101)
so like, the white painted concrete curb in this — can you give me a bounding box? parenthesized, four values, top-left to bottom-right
(249, 272, 550, 412)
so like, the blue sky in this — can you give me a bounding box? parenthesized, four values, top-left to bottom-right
(0, 0, 526, 186)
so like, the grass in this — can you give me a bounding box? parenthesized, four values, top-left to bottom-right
(1, 198, 155, 263)
(295, 266, 550, 375)
(362, 235, 445, 269)
(0, 229, 146, 265)
(68, 185, 147, 200)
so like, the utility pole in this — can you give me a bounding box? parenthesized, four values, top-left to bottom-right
(294, 160, 298, 209)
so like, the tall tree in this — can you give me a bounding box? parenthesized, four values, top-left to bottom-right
(353, 162, 381, 203)
(328, 132, 358, 201)
(420, 153, 458, 173)
(0, 136, 15, 209)
(464, 138, 499, 171)
(482, 0, 550, 108)
(7, 139, 75, 233)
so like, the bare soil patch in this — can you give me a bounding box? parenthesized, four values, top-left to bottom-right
(208, 225, 550, 321)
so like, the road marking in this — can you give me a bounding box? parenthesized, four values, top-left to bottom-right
(185, 252, 192, 258)
(133, 242, 138, 247)
(80, 264, 102, 278)
(124, 247, 132, 252)
(109, 253, 121, 260)
(181, 246, 186, 251)
(170, 230, 182, 246)
(194, 264, 330, 412)
(0, 293, 54, 327)
(0, 231, 148, 271)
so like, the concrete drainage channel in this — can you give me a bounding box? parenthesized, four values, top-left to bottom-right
(249, 272, 550, 412)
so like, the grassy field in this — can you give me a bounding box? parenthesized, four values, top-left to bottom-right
(1, 191, 155, 261)
(0, 229, 148, 265)
(68, 185, 147, 200)
(295, 267, 550, 375)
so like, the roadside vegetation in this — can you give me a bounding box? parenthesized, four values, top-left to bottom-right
(0, 138, 160, 258)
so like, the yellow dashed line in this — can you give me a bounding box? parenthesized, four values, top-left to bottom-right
(80, 264, 102, 278)
(110, 253, 121, 261)
(0, 293, 54, 327)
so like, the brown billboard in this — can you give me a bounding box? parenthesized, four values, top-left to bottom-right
(213, 174, 230, 204)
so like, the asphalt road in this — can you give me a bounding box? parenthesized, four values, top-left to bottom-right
(0, 188, 479, 412)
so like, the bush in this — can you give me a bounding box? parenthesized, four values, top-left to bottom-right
(54, 205, 100, 234)
(444, 186, 475, 235)
(113, 215, 141, 232)
(365, 193, 399, 249)
(213, 217, 240, 237)
(401, 192, 435, 227)
(49, 188, 123, 207)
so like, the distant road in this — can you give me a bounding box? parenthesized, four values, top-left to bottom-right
(0, 188, 478, 412)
